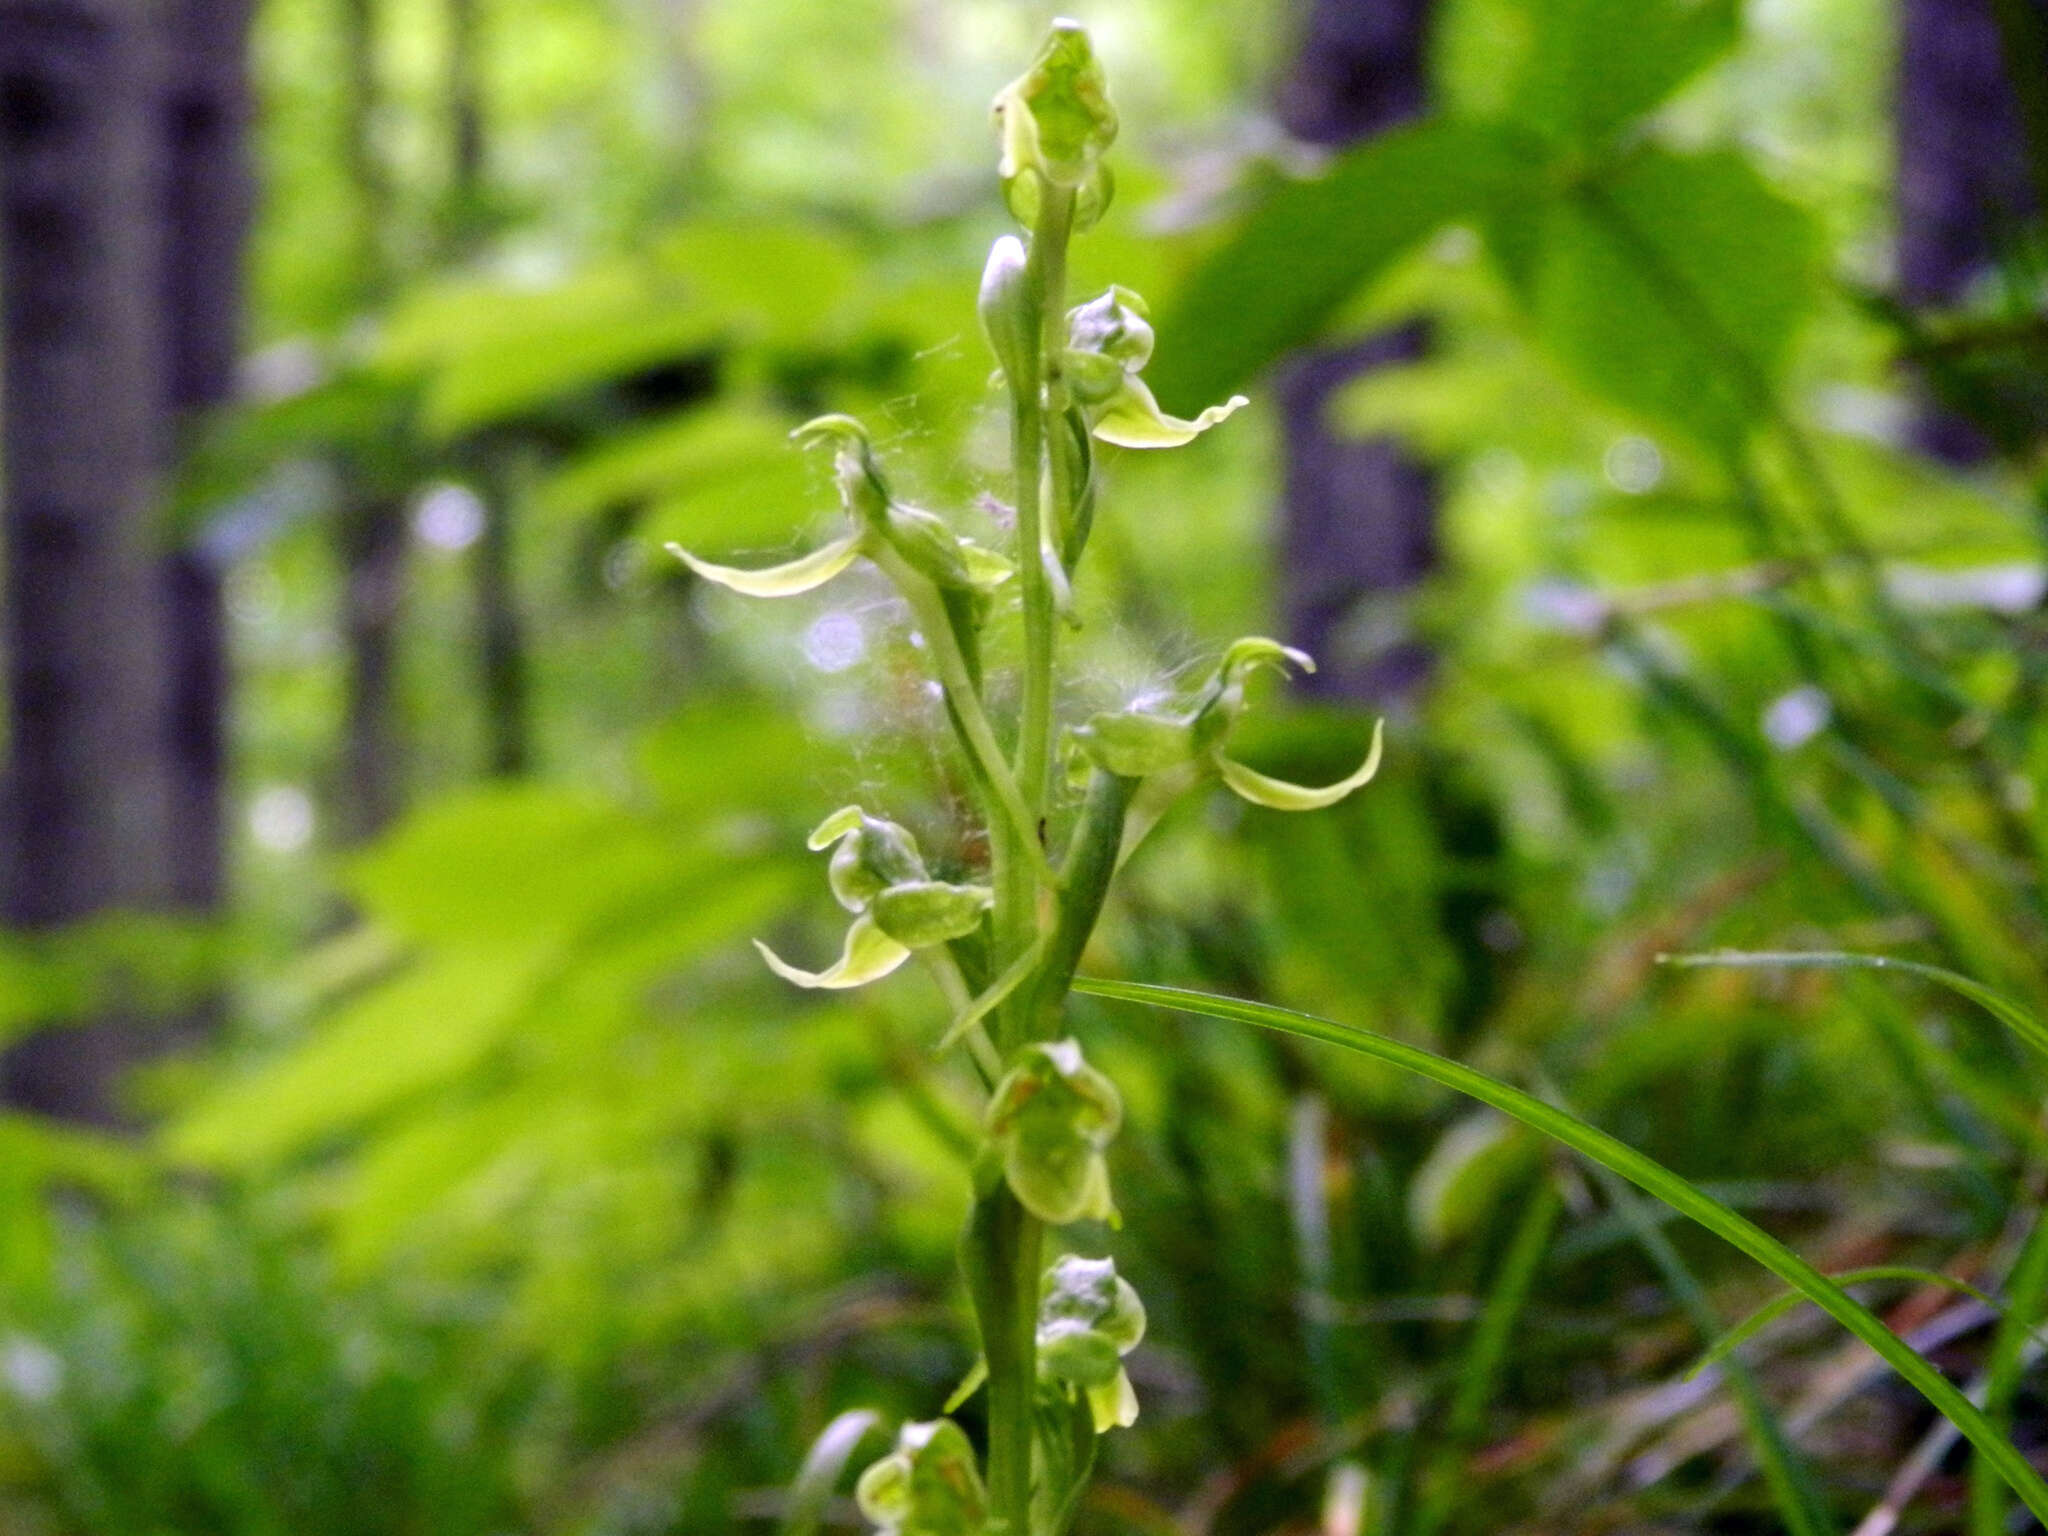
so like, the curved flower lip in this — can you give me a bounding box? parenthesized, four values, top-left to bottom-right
(667, 534, 863, 598)
(753, 914, 911, 990)
(1217, 717, 1385, 810)
(1091, 376, 1249, 449)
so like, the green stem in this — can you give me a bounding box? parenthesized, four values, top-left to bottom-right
(1024, 768, 1135, 1039)
(965, 184, 1088, 1536)
(922, 950, 1002, 1085)
(1015, 186, 1076, 817)
(868, 542, 1054, 891)
(965, 1182, 1043, 1536)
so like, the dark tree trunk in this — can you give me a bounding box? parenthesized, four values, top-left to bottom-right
(1274, 0, 1437, 701)
(160, 0, 257, 912)
(0, 0, 252, 1119)
(0, 0, 173, 1118)
(442, 1, 531, 780)
(334, 0, 412, 842)
(338, 496, 410, 839)
(474, 456, 531, 778)
(1896, 0, 2047, 462)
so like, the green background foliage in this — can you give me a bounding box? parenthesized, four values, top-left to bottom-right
(5, 0, 2048, 1532)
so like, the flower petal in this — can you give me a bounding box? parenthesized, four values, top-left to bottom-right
(1090, 375, 1248, 449)
(1086, 1368, 1140, 1432)
(1216, 718, 1385, 811)
(1219, 636, 1316, 682)
(667, 533, 861, 597)
(809, 807, 872, 851)
(754, 914, 911, 990)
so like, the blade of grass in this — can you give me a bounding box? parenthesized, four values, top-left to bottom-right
(1072, 976, 2048, 1524)
(1407, 1182, 1562, 1536)
(1570, 1141, 1837, 1536)
(1662, 950, 2048, 1067)
(1970, 1200, 2048, 1536)
(1692, 1267, 2004, 1378)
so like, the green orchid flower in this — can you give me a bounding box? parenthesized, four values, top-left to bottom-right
(668, 416, 1011, 600)
(1037, 1253, 1148, 1431)
(1061, 286, 1247, 449)
(1072, 638, 1385, 810)
(755, 806, 992, 990)
(855, 1419, 988, 1536)
(985, 1039, 1123, 1225)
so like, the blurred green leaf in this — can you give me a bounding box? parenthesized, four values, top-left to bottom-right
(1407, 1110, 1536, 1249)
(1529, 148, 1818, 448)
(537, 403, 816, 552)
(164, 945, 563, 1169)
(1506, 0, 1738, 150)
(1149, 119, 1533, 410)
(383, 263, 722, 440)
(345, 786, 681, 944)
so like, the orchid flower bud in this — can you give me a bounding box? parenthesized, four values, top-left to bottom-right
(1058, 284, 1247, 449)
(1070, 641, 1384, 812)
(978, 234, 1034, 387)
(1071, 707, 1199, 778)
(794, 413, 893, 528)
(992, 20, 1118, 229)
(810, 806, 929, 913)
(1067, 286, 1154, 371)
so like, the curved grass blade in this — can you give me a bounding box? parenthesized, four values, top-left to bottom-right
(1972, 1205, 2048, 1536)
(1070, 976, 2048, 1525)
(1409, 1184, 1564, 1536)
(781, 1408, 883, 1536)
(1691, 1266, 2004, 1379)
(1574, 1150, 1836, 1536)
(1662, 950, 2048, 1067)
